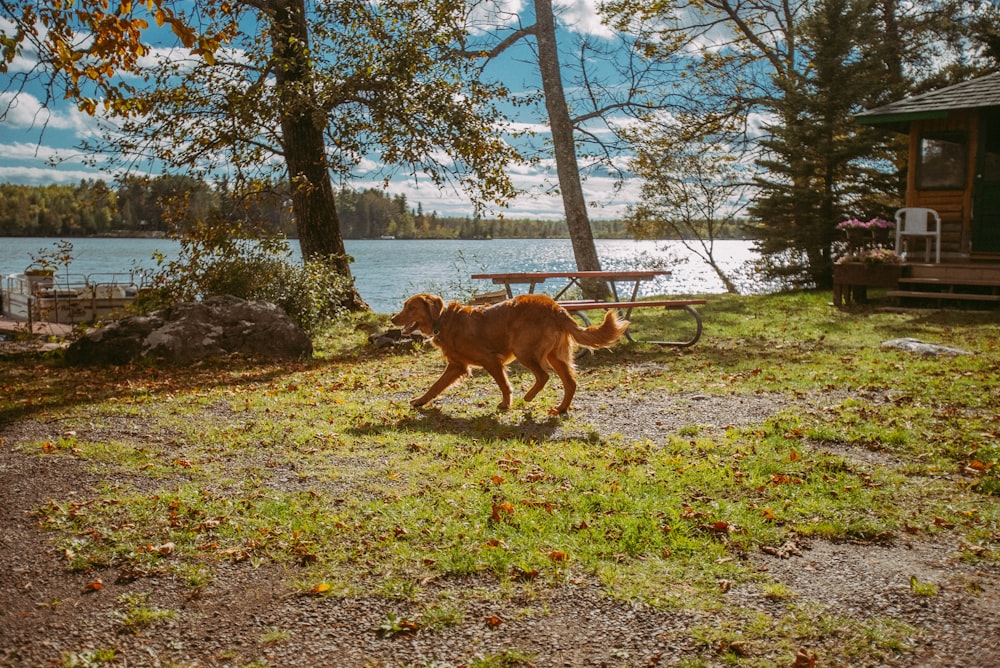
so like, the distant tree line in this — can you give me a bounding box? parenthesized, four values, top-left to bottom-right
(0, 177, 743, 240)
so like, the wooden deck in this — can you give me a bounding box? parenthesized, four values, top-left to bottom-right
(888, 261, 1000, 305)
(0, 315, 74, 338)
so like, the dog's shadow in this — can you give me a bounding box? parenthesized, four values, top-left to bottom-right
(350, 405, 563, 442)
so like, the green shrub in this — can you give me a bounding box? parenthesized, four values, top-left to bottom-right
(136, 223, 354, 335)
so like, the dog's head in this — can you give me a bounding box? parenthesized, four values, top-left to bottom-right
(391, 293, 446, 337)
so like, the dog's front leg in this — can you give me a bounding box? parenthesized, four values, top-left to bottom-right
(412, 362, 468, 407)
(480, 359, 513, 410)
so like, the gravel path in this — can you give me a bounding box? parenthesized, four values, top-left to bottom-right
(2, 383, 999, 667)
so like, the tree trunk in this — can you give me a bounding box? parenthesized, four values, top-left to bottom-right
(269, 0, 366, 310)
(533, 0, 605, 298)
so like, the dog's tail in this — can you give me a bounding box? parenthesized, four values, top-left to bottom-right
(569, 310, 629, 349)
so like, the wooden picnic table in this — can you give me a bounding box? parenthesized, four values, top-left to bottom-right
(470, 270, 705, 347)
(469, 270, 671, 302)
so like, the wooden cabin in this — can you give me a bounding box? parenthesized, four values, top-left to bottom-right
(855, 71, 1000, 304)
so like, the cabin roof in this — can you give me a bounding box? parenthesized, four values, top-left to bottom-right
(856, 71, 1000, 128)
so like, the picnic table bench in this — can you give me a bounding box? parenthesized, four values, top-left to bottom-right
(470, 271, 706, 347)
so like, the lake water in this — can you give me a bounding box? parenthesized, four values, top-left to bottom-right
(1, 237, 767, 314)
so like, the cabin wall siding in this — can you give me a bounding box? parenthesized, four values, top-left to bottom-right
(906, 111, 979, 258)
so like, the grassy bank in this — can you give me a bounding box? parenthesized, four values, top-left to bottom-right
(2, 291, 998, 666)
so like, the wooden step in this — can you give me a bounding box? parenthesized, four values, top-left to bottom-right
(898, 277, 1000, 288)
(888, 290, 1000, 302)
(905, 265, 1000, 282)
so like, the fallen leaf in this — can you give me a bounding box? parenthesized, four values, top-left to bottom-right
(728, 640, 748, 656)
(82, 579, 103, 592)
(485, 614, 503, 627)
(490, 501, 515, 523)
(510, 565, 539, 581)
(311, 582, 331, 595)
(761, 540, 802, 559)
(547, 550, 569, 562)
(791, 649, 816, 667)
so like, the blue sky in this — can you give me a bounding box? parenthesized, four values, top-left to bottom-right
(0, 0, 645, 221)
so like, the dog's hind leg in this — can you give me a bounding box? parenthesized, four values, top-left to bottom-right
(481, 358, 514, 410)
(518, 356, 551, 404)
(547, 350, 577, 414)
(413, 361, 468, 407)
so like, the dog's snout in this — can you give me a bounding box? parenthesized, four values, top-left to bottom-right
(390, 306, 410, 326)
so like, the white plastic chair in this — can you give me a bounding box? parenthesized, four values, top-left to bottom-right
(894, 208, 942, 263)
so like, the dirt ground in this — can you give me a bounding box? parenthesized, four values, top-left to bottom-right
(2, 361, 999, 667)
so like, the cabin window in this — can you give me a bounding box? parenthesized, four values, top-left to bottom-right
(916, 131, 967, 190)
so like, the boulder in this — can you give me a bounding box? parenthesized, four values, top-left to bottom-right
(881, 337, 971, 357)
(66, 295, 312, 365)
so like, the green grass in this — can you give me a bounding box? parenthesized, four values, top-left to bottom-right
(5, 291, 1000, 666)
(112, 592, 175, 635)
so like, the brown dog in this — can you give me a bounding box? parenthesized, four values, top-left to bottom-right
(391, 293, 629, 414)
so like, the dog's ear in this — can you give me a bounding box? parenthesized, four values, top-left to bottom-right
(424, 294, 445, 321)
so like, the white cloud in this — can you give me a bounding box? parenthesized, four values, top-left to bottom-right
(468, 0, 615, 39)
(0, 164, 110, 185)
(506, 120, 550, 135)
(467, 0, 525, 30)
(0, 141, 60, 162)
(555, 0, 613, 38)
(1, 92, 70, 131)
(0, 91, 103, 140)
(362, 143, 635, 221)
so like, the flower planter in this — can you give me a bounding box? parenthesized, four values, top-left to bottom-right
(872, 226, 893, 248)
(833, 262, 902, 307)
(843, 228, 869, 252)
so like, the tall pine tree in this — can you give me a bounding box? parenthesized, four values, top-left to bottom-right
(750, 0, 901, 288)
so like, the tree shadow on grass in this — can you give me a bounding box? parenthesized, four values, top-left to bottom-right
(0, 354, 316, 428)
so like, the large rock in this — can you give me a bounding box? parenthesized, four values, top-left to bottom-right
(66, 295, 312, 365)
(881, 337, 971, 357)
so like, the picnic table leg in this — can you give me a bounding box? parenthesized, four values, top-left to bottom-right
(553, 279, 576, 300)
(644, 305, 703, 347)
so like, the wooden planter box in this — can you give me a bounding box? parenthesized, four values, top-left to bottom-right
(833, 263, 902, 306)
